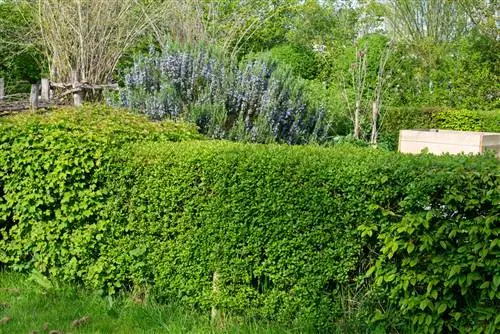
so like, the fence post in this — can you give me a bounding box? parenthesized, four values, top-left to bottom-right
(30, 84, 39, 110)
(41, 78, 50, 102)
(0, 78, 4, 101)
(211, 271, 220, 323)
(71, 70, 83, 107)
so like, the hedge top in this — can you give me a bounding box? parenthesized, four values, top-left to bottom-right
(0, 105, 203, 143)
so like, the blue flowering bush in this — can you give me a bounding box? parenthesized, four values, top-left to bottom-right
(114, 45, 334, 144)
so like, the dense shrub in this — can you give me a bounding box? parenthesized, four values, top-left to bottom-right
(378, 107, 442, 150)
(379, 107, 500, 150)
(0, 105, 202, 142)
(1, 108, 498, 332)
(114, 45, 334, 144)
(266, 44, 320, 80)
(433, 109, 500, 133)
(0, 105, 200, 272)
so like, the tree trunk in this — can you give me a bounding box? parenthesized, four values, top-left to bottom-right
(354, 100, 361, 139)
(370, 100, 379, 145)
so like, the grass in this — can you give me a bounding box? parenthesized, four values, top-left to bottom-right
(0, 271, 304, 334)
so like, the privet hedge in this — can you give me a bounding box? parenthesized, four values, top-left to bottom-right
(0, 108, 499, 332)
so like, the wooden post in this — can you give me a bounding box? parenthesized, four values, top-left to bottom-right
(71, 70, 83, 107)
(211, 271, 219, 322)
(41, 78, 50, 102)
(30, 84, 39, 110)
(0, 78, 4, 101)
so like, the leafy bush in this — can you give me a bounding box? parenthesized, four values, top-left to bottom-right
(114, 45, 334, 144)
(1, 108, 498, 332)
(433, 109, 500, 133)
(361, 154, 500, 333)
(266, 44, 320, 80)
(0, 1, 45, 94)
(0, 105, 200, 274)
(0, 105, 202, 142)
(378, 107, 443, 150)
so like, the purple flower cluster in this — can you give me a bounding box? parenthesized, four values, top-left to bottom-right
(118, 46, 332, 144)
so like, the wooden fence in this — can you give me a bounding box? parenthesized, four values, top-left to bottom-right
(0, 77, 60, 114)
(0, 73, 117, 115)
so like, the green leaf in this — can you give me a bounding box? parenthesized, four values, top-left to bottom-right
(129, 247, 147, 257)
(384, 273, 396, 282)
(365, 266, 376, 277)
(449, 265, 461, 278)
(493, 275, 500, 288)
(479, 281, 490, 289)
(437, 303, 447, 315)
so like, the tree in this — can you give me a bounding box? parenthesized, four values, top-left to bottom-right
(36, 0, 157, 85)
(149, 0, 299, 59)
(386, 0, 468, 45)
(370, 40, 392, 144)
(0, 0, 44, 93)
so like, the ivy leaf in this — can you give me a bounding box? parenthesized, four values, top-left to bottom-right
(407, 242, 415, 254)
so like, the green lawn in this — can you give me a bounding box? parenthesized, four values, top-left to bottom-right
(0, 272, 302, 334)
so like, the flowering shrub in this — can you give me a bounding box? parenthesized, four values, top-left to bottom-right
(115, 46, 333, 144)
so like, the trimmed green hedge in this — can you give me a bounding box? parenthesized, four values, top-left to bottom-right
(1, 107, 499, 332)
(433, 109, 500, 133)
(380, 107, 500, 150)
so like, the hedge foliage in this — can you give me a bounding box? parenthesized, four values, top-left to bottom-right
(0, 105, 200, 273)
(0, 107, 499, 332)
(380, 107, 500, 150)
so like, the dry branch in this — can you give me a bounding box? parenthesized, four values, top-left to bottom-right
(36, 0, 159, 86)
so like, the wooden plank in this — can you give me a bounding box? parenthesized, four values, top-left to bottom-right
(399, 129, 500, 158)
(41, 78, 50, 101)
(481, 134, 500, 146)
(71, 70, 83, 107)
(51, 82, 118, 90)
(30, 84, 39, 110)
(0, 101, 53, 113)
(399, 130, 482, 146)
(399, 140, 482, 155)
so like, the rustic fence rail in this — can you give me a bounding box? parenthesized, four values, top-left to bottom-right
(0, 77, 56, 114)
(0, 74, 118, 115)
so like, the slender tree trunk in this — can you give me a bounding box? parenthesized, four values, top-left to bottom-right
(370, 100, 379, 144)
(354, 100, 361, 139)
(370, 41, 392, 145)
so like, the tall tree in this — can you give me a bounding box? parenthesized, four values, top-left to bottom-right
(386, 0, 467, 44)
(0, 0, 44, 92)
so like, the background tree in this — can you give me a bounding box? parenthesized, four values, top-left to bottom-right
(36, 0, 160, 86)
(0, 0, 44, 93)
